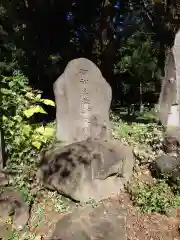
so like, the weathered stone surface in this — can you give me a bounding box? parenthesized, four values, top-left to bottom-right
(51, 201, 127, 240)
(152, 154, 180, 184)
(37, 139, 135, 203)
(0, 173, 30, 237)
(0, 187, 29, 229)
(153, 155, 180, 175)
(53, 58, 112, 144)
(163, 127, 180, 156)
(157, 48, 176, 126)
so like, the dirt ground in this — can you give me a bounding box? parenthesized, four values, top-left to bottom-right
(27, 192, 180, 240)
(124, 194, 180, 240)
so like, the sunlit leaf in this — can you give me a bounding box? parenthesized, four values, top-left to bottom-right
(35, 94, 42, 100)
(35, 126, 45, 134)
(32, 141, 42, 149)
(23, 106, 47, 118)
(43, 127, 55, 137)
(2, 115, 7, 121)
(41, 99, 55, 107)
(25, 92, 34, 99)
(22, 125, 32, 136)
(1, 88, 13, 94)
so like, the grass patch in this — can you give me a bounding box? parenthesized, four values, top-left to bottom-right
(130, 179, 180, 213)
(111, 110, 180, 214)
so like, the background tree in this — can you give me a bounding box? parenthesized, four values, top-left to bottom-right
(131, 0, 180, 125)
(0, 0, 163, 115)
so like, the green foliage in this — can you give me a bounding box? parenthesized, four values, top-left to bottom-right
(114, 28, 161, 85)
(111, 111, 164, 162)
(111, 110, 180, 214)
(131, 180, 180, 213)
(1, 73, 55, 184)
(0, 4, 17, 75)
(0, 73, 58, 239)
(115, 30, 157, 77)
(6, 227, 38, 240)
(113, 26, 161, 106)
(136, 108, 159, 122)
(0, 0, 163, 108)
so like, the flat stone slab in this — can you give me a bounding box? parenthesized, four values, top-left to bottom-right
(51, 201, 127, 240)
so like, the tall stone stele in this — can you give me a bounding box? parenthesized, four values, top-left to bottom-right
(157, 30, 180, 155)
(158, 30, 180, 128)
(53, 58, 112, 144)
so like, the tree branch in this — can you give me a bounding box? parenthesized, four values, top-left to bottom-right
(140, 0, 154, 23)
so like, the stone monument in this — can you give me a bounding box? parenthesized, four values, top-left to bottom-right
(39, 57, 135, 206)
(53, 58, 112, 144)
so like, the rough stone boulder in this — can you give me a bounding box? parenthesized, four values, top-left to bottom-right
(51, 200, 127, 240)
(152, 154, 180, 184)
(36, 138, 135, 202)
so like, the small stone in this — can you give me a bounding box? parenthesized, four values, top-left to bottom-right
(163, 127, 180, 155)
(152, 154, 180, 177)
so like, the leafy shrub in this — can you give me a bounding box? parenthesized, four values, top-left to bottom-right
(131, 180, 180, 213)
(136, 108, 159, 123)
(111, 112, 164, 162)
(0, 73, 55, 195)
(111, 111, 180, 213)
(112, 113, 163, 147)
